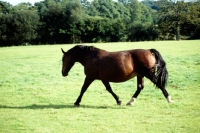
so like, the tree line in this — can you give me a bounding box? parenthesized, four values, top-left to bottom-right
(0, 0, 199, 46)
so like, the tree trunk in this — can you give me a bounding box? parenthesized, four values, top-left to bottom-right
(176, 22, 180, 41)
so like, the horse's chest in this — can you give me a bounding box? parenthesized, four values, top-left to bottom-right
(84, 59, 99, 77)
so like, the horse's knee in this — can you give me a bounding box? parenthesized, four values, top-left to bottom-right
(138, 84, 144, 90)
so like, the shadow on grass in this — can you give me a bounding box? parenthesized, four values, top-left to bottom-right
(0, 104, 127, 110)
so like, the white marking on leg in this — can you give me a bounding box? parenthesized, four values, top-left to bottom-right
(167, 95, 173, 103)
(126, 97, 136, 105)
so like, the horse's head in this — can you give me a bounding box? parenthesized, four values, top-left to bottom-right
(61, 48, 75, 77)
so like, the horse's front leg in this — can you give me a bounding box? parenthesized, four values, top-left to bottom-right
(74, 77, 94, 106)
(127, 76, 144, 105)
(102, 80, 122, 105)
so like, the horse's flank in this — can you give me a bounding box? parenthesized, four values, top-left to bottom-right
(92, 50, 137, 82)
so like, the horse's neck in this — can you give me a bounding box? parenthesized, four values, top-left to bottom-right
(76, 53, 90, 66)
(75, 49, 98, 66)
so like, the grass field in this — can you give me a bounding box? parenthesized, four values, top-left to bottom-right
(0, 40, 200, 133)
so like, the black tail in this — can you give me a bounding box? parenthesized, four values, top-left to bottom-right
(150, 49, 168, 89)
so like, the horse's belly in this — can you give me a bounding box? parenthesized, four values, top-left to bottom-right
(109, 73, 137, 83)
(98, 52, 136, 82)
(98, 65, 136, 82)
(113, 71, 137, 82)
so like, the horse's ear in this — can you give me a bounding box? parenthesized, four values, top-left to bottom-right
(61, 48, 65, 54)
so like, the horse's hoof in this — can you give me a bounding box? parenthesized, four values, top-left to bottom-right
(126, 97, 136, 105)
(74, 103, 80, 107)
(117, 100, 122, 105)
(167, 96, 173, 103)
(126, 102, 133, 106)
(168, 100, 174, 103)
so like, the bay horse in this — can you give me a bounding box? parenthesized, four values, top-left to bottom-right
(61, 45, 173, 106)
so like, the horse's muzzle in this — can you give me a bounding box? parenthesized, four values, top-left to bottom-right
(62, 72, 68, 77)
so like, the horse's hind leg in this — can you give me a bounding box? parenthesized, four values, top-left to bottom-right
(126, 76, 144, 105)
(102, 80, 122, 105)
(160, 87, 173, 103)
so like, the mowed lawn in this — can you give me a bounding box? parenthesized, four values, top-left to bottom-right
(0, 40, 200, 133)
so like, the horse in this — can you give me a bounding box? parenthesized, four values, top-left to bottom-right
(61, 45, 173, 106)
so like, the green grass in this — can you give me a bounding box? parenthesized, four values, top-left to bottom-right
(0, 40, 200, 133)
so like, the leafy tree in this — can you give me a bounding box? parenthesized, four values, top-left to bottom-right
(120, 0, 154, 24)
(13, 2, 36, 11)
(80, 0, 90, 9)
(127, 23, 159, 41)
(113, 2, 131, 22)
(62, 0, 86, 43)
(126, 0, 142, 22)
(3, 0, 199, 46)
(109, 19, 127, 42)
(0, 1, 13, 46)
(0, 1, 13, 14)
(88, 0, 127, 20)
(157, 0, 188, 40)
(180, 2, 200, 39)
(35, 0, 65, 43)
(0, 1, 40, 46)
(14, 11, 39, 43)
(118, 0, 131, 4)
(83, 17, 110, 42)
(142, 0, 159, 10)
(82, 16, 126, 43)
(64, 0, 85, 23)
(140, 3, 154, 24)
(89, 0, 114, 19)
(0, 10, 39, 46)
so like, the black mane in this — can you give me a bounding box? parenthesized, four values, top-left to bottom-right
(67, 45, 99, 55)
